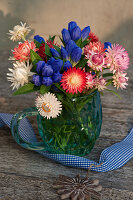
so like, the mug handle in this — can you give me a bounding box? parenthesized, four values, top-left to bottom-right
(11, 107, 46, 151)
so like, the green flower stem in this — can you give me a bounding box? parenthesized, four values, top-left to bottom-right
(22, 36, 26, 41)
(76, 110, 88, 135)
(54, 132, 71, 151)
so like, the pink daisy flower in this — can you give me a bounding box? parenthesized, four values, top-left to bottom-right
(86, 73, 95, 89)
(84, 42, 106, 72)
(61, 67, 87, 94)
(112, 72, 128, 89)
(84, 41, 104, 55)
(95, 77, 106, 91)
(105, 44, 129, 73)
(13, 40, 38, 62)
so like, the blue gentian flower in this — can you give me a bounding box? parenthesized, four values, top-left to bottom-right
(50, 48, 60, 57)
(51, 59, 63, 72)
(47, 57, 55, 65)
(63, 61, 72, 71)
(104, 42, 112, 50)
(81, 26, 90, 40)
(71, 47, 82, 62)
(36, 61, 45, 74)
(42, 77, 53, 86)
(32, 75, 42, 86)
(62, 28, 71, 44)
(52, 72, 62, 83)
(61, 46, 68, 59)
(34, 35, 45, 43)
(42, 64, 53, 77)
(70, 26, 81, 41)
(65, 40, 77, 56)
(68, 21, 77, 33)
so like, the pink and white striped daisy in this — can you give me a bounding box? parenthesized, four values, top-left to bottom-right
(95, 77, 107, 91)
(105, 44, 129, 73)
(86, 73, 95, 89)
(84, 42, 106, 72)
(112, 72, 128, 89)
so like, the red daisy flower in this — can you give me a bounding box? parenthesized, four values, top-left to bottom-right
(13, 40, 38, 62)
(37, 43, 46, 61)
(61, 67, 87, 94)
(38, 40, 58, 61)
(88, 31, 99, 43)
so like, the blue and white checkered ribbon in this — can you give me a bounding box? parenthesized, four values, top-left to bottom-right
(0, 113, 133, 172)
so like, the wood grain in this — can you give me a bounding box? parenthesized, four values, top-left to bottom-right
(0, 50, 133, 199)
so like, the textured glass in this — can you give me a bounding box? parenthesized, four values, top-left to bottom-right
(37, 90, 102, 156)
(11, 90, 102, 156)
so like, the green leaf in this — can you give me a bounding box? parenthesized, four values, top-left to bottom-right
(100, 91, 104, 96)
(30, 49, 43, 71)
(13, 83, 38, 96)
(59, 36, 65, 46)
(48, 35, 55, 42)
(54, 83, 72, 99)
(53, 44, 61, 54)
(103, 73, 113, 78)
(76, 38, 82, 47)
(34, 39, 41, 48)
(40, 85, 51, 94)
(80, 39, 89, 48)
(76, 58, 88, 68)
(56, 93, 64, 101)
(105, 89, 121, 99)
(45, 43, 52, 57)
(106, 79, 113, 86)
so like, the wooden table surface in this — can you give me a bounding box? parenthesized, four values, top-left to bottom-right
(0, 50, 133, 200)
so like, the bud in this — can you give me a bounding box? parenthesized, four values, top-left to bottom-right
(68, 21, 77, 33)
(52, 72, 62, 83)
(42, 64, 53, 77)
(51, 59, 63, 72)
(61, 46, 68, 59)
(50, 48, 60, 57)
(81, 26, 90, 40)
(71, 47, 82, 62)
(47, 57, 55, 65)
(104, 42, 112, 50)
(32, 75, 42, 86)
(63, 61, 72, 71)
(65, 40, 77, 56)
(34, 35, 45, 43)
(42, 77, 53, 86)
(61, 28, 71, 44)
(70, 26, 81, 41)
(36, 61, 45, 74)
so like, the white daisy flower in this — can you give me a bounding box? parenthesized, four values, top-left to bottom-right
(7, 61, 34, 90)
(8, 22, 31, 41)
(8, 56, 16, 61)
(35, 93, 62, 119)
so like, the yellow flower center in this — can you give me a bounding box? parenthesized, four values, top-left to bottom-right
(69, 74, 80, 86)
(42, 102, 51, 113)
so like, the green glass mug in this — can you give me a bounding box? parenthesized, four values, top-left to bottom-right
(11, 90, 102, 156)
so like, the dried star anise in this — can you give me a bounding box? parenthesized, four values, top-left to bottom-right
(53, 174, 102, 200)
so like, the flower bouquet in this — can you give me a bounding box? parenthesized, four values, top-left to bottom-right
(7, 21, 129, 156)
